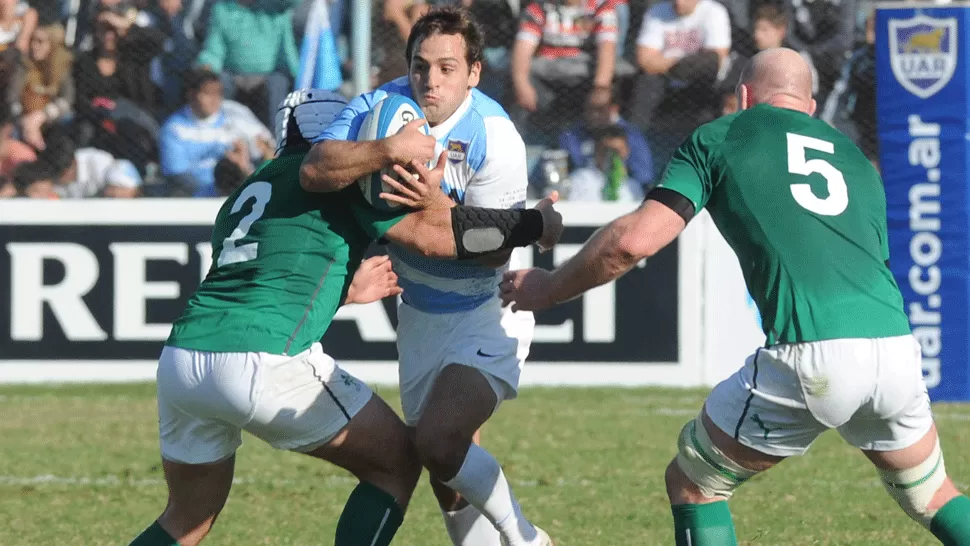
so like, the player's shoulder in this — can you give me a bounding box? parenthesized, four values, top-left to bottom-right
(473, 92, 524, 164)
(377, 76, 414, 99)
(684, 111, 736, 153)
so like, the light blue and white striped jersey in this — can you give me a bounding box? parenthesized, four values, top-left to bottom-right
(318, 77, 529, 313)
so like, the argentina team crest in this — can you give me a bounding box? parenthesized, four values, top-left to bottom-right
(447, 140, 468, 163)
(889, 15, 958, 99)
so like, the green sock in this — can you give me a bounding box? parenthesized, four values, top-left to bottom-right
(128, 521, 179, 546)
(671, 501, 738, 546)
(931, 495, 970, 546)
(335, 482, 405, 546)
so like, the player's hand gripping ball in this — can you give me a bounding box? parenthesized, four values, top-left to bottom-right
(356, 95, 431, 211)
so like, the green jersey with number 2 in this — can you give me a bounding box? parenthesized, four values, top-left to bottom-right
(166, 151, 406, 356)
(657, 104, 910, 345)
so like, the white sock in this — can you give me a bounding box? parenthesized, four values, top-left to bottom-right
(443, 443, 538, 546)
(441, 503, 502, 546)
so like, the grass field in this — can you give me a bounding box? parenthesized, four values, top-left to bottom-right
(2, 383, 968, 545)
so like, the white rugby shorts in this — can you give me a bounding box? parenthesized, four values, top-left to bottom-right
(396, 298, 534, 426)
(705, 335, 934, 457)
(156, 342, 372, 464)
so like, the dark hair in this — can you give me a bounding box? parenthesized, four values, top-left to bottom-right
(184, 67, 222, 95)
(753, 4, 788, 27)
(214, 158, 248, 196)
(405, 6, 485, 69)
(38, 133, 77, 177)
(13, 161, 55, 193)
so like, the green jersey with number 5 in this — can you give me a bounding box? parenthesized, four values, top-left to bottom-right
(657, 104, 910, 345)
(166, 151, 406, 356)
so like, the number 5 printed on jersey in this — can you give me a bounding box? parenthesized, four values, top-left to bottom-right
(787, 133, 848, 216)
(218, 182, 272, 267)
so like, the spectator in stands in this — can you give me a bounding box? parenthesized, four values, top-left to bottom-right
(564, 124, 645, 202)
(12, 159, 57, 198)
(783, 0, 856, 104)
(160, 67, 273, 197)
(719, 5, 817, 96)
(213, 139, 255, 196)
(72, 5, 165, 118)
(152, 0, 203, 117)
(377, 0, 422, 85)
(511, 0, 626, 145)
(195, 0, 300, 128)
(0, 0, 36, 55)
(9, 24, 74, 151)
(821, 9, 876, 168)
(558, 84, 652, 190)
(0, 109, 36, 178)
(39, 132, 144, 197)
(631, 0, 730, 177)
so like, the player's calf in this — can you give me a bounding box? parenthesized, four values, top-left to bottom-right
(129, 456, 235, 546)
(866, 425, 970, 545)
(415, 364, 545, 546)
(306, 394, 423, 546)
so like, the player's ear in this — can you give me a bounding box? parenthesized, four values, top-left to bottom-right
(807, 98, 817, 117)
(468, 60, 481, 88)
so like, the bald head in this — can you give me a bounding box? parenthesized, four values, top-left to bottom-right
(737, 48, 816, 114)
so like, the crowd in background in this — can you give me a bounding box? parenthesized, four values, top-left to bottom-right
(0, 0, 879, 202)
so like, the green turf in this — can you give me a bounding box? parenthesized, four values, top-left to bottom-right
(1, 383, 967, 545)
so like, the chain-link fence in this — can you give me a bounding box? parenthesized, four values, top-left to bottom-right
(0, 0, 879, 201)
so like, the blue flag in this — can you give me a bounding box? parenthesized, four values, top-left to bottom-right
(296, 0, 343, 91)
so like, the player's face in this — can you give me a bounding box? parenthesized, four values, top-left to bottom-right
(409, 32, 481, 125)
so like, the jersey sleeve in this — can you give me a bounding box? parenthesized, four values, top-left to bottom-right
(654, 130, 716, 212)
(314, 88, 390, 143)
(463, 117, 528, 210)
(346, 186, 409, 239)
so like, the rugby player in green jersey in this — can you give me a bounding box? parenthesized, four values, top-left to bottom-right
(499, 48, 970, 545)
(127, 90, 563, 546)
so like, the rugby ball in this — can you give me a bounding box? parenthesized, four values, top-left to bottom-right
(356, 94, 430, 211)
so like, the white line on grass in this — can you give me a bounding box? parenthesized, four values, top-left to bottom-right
(3, 474, 966, 491)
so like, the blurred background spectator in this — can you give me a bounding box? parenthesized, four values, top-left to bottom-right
(0, 0, 880, 200)
(159, 66, 272, 196)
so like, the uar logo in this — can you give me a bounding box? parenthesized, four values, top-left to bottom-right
(889, 15, 958, 99)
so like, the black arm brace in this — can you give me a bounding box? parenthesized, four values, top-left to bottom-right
(450, 206, 544, 259)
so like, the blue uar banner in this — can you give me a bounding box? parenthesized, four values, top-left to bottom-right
(877, 5, 969, 401)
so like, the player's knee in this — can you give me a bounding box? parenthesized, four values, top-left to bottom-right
(672, 414, 758, 501)
(879, 438, 949, 528)
(414, 422, 467, 478)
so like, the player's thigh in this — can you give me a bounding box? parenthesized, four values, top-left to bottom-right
(161, 455, 236, 517)
(838, 335, 934, 453)
(305, 393, 417, 479)
(242, 343, 373, 454)
(705, 346, 830, 458)
(396, 300, 451, 427)
(439, 301, 534, 420)
(156, 345, 254, 465)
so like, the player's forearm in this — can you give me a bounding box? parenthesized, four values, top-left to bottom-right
(547, 214, 646, 305)
(638, 48, 672, 75)
(386, 206, 545, 259)
(299, 140, 389, 192)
